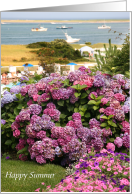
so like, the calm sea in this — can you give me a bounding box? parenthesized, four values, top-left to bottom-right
(1, 22, 130, 45)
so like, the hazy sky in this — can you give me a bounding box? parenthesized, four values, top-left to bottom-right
(1, 12, 130, 20)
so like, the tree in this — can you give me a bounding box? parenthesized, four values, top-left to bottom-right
(112, 34, 130, 77)
(94, 33, 130, 77)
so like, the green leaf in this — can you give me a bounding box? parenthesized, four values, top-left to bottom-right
(90, 94, 96, 99)
(60, 114, 67, 119)
(100, 115, 108, 120)
(108, 120, 117, 127)
(75, 102, 79, 107)
(79, 112, 84, 116)
(67, 105, 74, 112)
(5, 140, 12, 145)
(100, 123, 108, 127)
(8, 119, 15, 123)
(17, 145, 28, 154)
(96, 95, 104, 100)
(105, 102, 110, 106)
(106, 139, 110, 143)
(41, 102, 47, 106)
(118, 124, 123, 129)
(105, 126, 110, 129)
(88, 100, 96, 105)
(71, 84, 87, 91)
(14, 108, 20, 116)
(115, 134, 119, 137)
(81, 104, 88, 111)
(46, 131, 50, 137)
(80, 99, 88, 105)
(79, 84, 88, 90)
(97, 114, 101, 120)
(16, 93, 22, 99)
(55, 122, 60, 126)
(111, 122, 117, 127)
(66, 99, 69, 103)
(108, 115, 114, 119)
(109, 138, 115, 142)
(93, 106, 99, 110)
(86, 90, 90, 94)
(85, 112, 91, 118)
(68, 116, 72, 121)
(57, 100, 64, 106)
(74, 92, 81, 98)
(11, 143, 16, 149)
(74, 108, 79, 113)
(95, 100, 101, 106)
(80, 92, 88, 99)
(82, 122, 89, 127)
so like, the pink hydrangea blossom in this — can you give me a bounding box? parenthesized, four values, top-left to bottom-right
(106, 143, 115, 151)
(114, 137, 123, 148)
(114, 93, 125, 102)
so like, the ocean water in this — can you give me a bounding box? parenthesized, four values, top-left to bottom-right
(1, 22, 130, 45)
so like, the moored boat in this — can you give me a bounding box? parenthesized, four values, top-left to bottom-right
(64, 33, 80, 43)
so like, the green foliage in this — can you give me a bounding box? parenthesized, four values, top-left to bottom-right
(94, 34, 130, 77)
(27, 39, 84, 65)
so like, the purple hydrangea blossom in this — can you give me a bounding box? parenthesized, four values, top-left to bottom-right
(1, 119, 6, 125)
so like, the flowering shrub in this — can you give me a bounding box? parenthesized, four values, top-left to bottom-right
(37, 149, 130, 192)
(1, 68, 130, 164)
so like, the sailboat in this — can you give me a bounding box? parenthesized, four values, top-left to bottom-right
(98, 20, 111, 29)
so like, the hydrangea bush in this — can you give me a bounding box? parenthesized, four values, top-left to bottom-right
(1, 67, 130, 165)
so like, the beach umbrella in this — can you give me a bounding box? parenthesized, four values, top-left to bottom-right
(67, 62, 77, 66)
(67, 62, 77, 72)
(23, 63, 34, 67)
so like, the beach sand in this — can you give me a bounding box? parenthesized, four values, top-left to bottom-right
(1, 19, 130, 23)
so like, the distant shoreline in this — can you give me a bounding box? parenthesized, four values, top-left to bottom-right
(1, 19, 130, 23)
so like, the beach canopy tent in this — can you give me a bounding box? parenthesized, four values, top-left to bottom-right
(80, 46, 94, 57)
(67, 62, 77, 72)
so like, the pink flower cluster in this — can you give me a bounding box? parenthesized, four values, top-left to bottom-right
(43, 103, 61, 121)
(40, 149, 129, 192)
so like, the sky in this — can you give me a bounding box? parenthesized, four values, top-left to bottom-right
(1, 12, 130, 20)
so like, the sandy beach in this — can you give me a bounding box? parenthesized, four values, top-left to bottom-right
(1, 19, 130, 23)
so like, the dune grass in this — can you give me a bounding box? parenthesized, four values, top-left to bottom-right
(1, 45, 39, 66)
(1, 159, 66, 192)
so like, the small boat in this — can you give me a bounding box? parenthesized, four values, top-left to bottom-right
(51, 22, 56, 24)
(1, 22, 6, 24)
(31, 24, 47, 31)
(64, 33, 80, 43)
(98, 21, 111, 29)
(56, 25, 73, 29)
(98, 24, 111, 29)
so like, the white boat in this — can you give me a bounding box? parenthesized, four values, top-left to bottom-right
(64, 33, 80, 43)
(31, 24, 47, 31)
(51, 22, 56, 24)
(98, 24, 111, 29)
(1, 22, 6, 24)
(98, 21, 111, 29)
